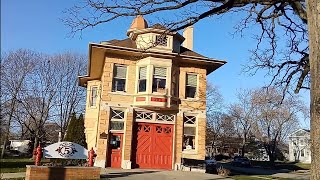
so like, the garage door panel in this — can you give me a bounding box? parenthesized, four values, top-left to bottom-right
(133, 122, 173, 170)
(154, 137, 171, 153)
(136, 135, 152, 151)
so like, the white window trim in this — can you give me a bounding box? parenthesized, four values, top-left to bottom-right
(109, 108, 126, 133)
(89, 86, 98, 108)
(152, 67, 168, 94)
(182, 114, 198, 153)
(135, 110, 175, 124)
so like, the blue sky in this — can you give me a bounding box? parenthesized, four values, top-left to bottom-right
(1, 0, 310, 127)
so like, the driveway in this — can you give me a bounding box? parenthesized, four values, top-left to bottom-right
(1, 168, 232, 180)
(101, 168, 232, 180)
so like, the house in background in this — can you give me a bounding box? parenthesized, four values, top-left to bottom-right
(9, 140, 31, 154)
(79, 16, 226, 170)
(288, 129, 311, 163)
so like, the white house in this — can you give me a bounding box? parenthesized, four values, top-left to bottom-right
(288, 129, 311, 163)
(9, 140, 31, 154)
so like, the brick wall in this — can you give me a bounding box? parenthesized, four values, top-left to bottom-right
(25, 166, 100, 180)
(123, 110, 134, 161)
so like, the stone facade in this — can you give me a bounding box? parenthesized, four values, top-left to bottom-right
(79, 16, 226, 170)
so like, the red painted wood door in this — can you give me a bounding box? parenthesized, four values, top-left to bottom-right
(107, 133, 123, 168)
(132, 123, 173, 169)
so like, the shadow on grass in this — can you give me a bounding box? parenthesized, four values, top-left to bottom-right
(218, 161, 310, 177)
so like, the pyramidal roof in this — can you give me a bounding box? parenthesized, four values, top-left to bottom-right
(129, 15, 148, 30)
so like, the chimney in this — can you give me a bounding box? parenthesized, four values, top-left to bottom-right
(182, 26, 194, 50)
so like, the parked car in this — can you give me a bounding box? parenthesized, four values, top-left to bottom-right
(205, 156, 217, 173)
(205, 156, 217, 166)
(231, 157, 251, 167)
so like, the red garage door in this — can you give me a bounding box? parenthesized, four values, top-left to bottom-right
(132, 123, 173, 169)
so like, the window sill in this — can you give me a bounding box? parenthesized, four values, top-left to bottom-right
(109, 130, 124, 133)
(182, 98, 202, 102)
(109, 91, 131, 96)
(88, 106, 98, 109)
(182, 150, 197, 155)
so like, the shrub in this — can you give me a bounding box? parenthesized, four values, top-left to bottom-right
(216, 166, 231, 176)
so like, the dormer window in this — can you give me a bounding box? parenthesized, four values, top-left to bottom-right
(152, 67, 167, 93)
(156, 35, 167, 46)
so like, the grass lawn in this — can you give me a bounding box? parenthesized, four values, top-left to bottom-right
(0, 158, 49, 173)
(0, 158, 34, 173)
(231, 175, 294, 180)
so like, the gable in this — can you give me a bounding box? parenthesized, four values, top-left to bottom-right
(290, 129, 310, 137)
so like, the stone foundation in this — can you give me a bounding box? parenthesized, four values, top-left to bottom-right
(25, 165, 101, 180)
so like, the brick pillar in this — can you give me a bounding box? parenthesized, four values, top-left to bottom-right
(122, 108, 134, 169)
(197, 117, 206, 160)
(174, 112, 183, 169)
(95, 108, 110, 167)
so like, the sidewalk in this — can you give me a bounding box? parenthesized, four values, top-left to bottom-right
(271, 172, 310, 180)
(1, 172, 25, 179)
(1, 169, 232, 180)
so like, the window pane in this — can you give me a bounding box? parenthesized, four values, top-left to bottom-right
(114, 65, 127, 78)
(110, 135, 121, 149)
(156, 36, 167, 46)
(184, 116, 196, 124)
(154, 67, 166, 77)
(111, 109, 125, 119)
(152, 78, 166, 93)
(186, 86, 196, 98)
(183, 135, 195, 150)
(139, 79, 146, 92)
(90, 87, 97, 106)
(184, 127, 196, 135)
(187, 74, 197, 86)
(139, 67, 147, 79)
(110, 121, 124, 130)
(112, 78, 126, 91)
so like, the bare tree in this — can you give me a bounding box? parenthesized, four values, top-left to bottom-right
(49, 53, 86, 140)
(229, 89, 255, 157)
(62, 0, 319, 177)
(1, 50, 86, 154)
(251, 88, 303, 163)
(206, 84, 224, 155)
(0, 49, 37, 158)
(16, 55, 58, 150)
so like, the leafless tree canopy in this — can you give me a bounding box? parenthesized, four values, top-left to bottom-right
(63, 0, 309, 95)
(0, 49, 86, 153)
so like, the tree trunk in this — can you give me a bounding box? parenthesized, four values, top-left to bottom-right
(1, 100, 17, 158)
(307, 0, 320, 179)
(241, 144, 245, 157)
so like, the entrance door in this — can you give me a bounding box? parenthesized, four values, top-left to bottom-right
(107, 133, 123, 168)
(132, 123, 173, 169)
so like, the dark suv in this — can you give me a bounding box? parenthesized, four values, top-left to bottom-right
(231, 157, 251, 167)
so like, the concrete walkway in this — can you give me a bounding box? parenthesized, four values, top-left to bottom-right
(1, 168, 232, 180)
